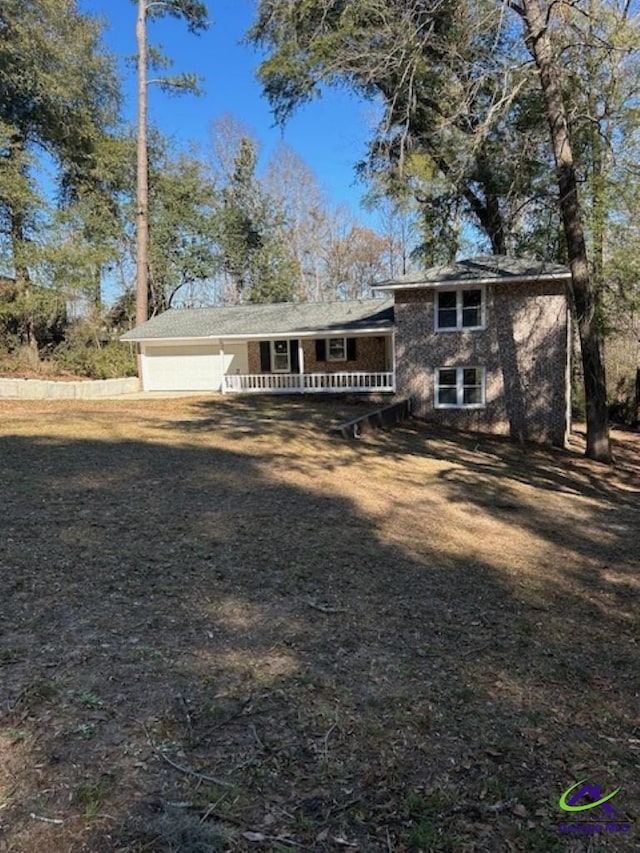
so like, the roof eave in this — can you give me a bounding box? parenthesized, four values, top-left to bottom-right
(120, 334, 209, 343)
(373, 271, 572, 291)
(122, 324, 394, 344)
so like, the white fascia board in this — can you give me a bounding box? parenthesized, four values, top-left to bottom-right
(227, 327, 393, 340)
(373, 272, 571, 291)
(135, 327, 393, 344)
(130, 336, 217, 345)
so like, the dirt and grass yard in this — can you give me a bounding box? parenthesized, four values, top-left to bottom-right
(0, 396, 638, 852)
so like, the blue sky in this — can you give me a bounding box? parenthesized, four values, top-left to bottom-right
(81, 0, 377, 216)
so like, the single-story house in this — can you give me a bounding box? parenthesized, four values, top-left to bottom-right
(122, 255, 572, 446)
(121, 298, 395, 394)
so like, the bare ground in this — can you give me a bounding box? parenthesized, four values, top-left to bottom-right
(0, 396, 638, 852)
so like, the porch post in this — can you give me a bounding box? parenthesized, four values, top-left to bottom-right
(219, 339, 225, 394)
(298, 340, 305, 392)
(391, 332, 396, 392)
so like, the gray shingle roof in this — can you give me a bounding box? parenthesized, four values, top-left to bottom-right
(374, 255, 570, 290)
(121, 297, 394, 342)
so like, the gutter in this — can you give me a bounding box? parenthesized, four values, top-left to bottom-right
(373, 272, 572, 291)
(122, 325, 395, 344)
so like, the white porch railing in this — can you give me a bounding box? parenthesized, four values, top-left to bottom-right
(224, 371, 395, 394)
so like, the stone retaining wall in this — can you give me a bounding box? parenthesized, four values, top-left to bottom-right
(0, 377, 141, 399)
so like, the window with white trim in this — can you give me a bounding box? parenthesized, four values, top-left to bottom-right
(271, 340, 290, 372)
(435, 367, 485, 408)
(435, 287, 484, 330)
(327, 337, 346, 361)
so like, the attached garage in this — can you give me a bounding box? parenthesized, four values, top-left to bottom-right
(141, 342, 248, 392)
(121, 300, 394, 393)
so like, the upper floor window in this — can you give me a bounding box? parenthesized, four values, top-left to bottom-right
(436, 287, 484, 331)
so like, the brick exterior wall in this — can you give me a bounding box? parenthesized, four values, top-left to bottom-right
(247, 336, 389, 375)
(247, 341, 262, 375)
(394, 280, 569, 445)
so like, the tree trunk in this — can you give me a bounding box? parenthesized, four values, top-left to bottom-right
(476, 151, 507, 255)
(9, 196, 38, 359)
(461, 184, 506, 254)
(632, 367, 640, 429)
(8, 134, 31, 289)
(485, 190, 506, 255)
(92, 264, 102, 311)
(10, 207, 30, 289)
(585, 1, 608, 300)
(519, 0, 612, 462)
(136, 0, 149, 328)
(429, 146, 507, 255)
(6, 134, 38, 361)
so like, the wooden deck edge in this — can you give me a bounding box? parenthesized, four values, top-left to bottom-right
(329, 399, 411, 439)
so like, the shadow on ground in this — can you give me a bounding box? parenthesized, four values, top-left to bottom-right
(0, 398, 637, 852)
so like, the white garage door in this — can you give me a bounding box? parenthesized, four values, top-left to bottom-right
(142, 345, 221, 391)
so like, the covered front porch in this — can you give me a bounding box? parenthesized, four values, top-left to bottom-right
(222, 332, 395, 395)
